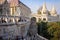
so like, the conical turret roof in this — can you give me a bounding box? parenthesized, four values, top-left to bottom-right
(50, 5, 57, 16)
(51, 5, 57, 14)
(42, 2, 47, 12)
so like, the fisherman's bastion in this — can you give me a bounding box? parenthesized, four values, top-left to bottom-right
(31, 3, 60, 22)
(0, 0, 60, 40)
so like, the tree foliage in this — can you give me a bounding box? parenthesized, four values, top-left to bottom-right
(37, 22, 60, 40)
(47, 22, 60, 40)
(37, 22, 51, 39)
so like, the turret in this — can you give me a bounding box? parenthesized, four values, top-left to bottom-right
(50, 5, 57, 16)
(41, 3, 48, 15)
(42, 2, 47, 12)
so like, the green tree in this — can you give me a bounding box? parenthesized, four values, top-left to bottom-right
(37, 22, 60, 40)
(47, 22, 60, 40)
(37, 22, 51, 39)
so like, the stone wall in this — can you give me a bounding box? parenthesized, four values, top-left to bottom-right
(0, 22, 30, 40)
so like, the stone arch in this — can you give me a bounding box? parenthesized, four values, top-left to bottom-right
(43, 18, 46, 21)
(18, 17, 22, 22)
(0, 18, 6, 23)
(31, 17, 36, 22)
(38, 18, 41, 22)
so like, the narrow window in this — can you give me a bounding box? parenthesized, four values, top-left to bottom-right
(38, 18, 41, 22)
(43, 18, 46, 21)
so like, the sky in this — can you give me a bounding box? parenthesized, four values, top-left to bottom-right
(20, 0, 60, 14)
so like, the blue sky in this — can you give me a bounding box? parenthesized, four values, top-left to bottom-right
(20, 0, 60, 14)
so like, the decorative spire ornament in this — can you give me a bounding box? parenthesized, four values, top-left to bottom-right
(51, 5, 56, 13)
(50, 5, 57, 16)
(42, 2, 47, 12)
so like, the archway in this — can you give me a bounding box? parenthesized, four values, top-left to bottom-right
(31, 17, 36, 22)
(38, 18, 41, 22)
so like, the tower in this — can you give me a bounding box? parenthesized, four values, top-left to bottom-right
(41, 3, 49, 15)
(50, 5, 57, 16)
(42, 2, 47, 12)
(41, 3, 48, 22)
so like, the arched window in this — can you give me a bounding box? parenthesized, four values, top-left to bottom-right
(9, 19, 13, 22)
(24, 19, 26, 22)
(43, 18, 46, 21)
(38, 18, 41, 22)
(43, 12, 46, 14)
(31, 17, 36, 22)
(1, 18, 6, 23)
(38, 11, 41, 14)
(18, 17, 21, 22)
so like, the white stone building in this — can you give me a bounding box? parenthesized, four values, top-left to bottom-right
(0, 0, 31, 23)
(0, 0, 31, 40)
(31, 3, 59, 22)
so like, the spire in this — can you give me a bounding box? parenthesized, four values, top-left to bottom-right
(52, 5, 56, 12)
(50, 5, 57, 16)
(43, 2, 46, 9)
(51, 5, 56, 14)
(42, 2, 47, 12)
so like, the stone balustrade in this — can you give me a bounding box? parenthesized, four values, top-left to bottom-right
(0, 21, 30, 40)
(0, 16, 48, 40)
(0, 15, 30, 24)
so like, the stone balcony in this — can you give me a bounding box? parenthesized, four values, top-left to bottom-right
(0, 20, 30, 40)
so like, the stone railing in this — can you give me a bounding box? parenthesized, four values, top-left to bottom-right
(0, 21, 30, 40)
(37, 34, 48, 40)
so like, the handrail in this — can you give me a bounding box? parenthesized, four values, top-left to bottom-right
(0, 21, 30, 26)
(37, 34, 48, 40)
